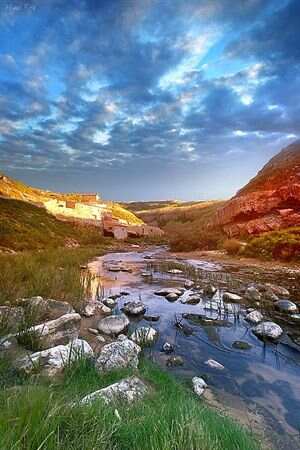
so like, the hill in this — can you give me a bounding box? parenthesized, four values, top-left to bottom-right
(212, 141, 300, 236)
(0, 197, 107, 252)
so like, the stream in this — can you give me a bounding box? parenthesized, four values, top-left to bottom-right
(88, 246, 300, 450)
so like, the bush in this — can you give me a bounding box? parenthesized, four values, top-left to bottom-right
(223, 239, 242, 255)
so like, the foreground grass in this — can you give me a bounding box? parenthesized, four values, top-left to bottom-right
(0, 357, 260, 450)
(0, 245, 112, 307)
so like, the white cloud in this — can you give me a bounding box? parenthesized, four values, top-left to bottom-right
(93, 130, 110, 145)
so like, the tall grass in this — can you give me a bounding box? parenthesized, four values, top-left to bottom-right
(0, 357, 260, 450)
(0, 247, 108, 307)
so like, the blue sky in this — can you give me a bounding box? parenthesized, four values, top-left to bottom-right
(0, 0, 299, 200)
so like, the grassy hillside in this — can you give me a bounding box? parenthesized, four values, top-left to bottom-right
(0, 197, 108, 252)
(124, 200, 226, 251)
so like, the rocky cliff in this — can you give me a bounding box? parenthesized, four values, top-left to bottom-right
(213, 141, 300, 236)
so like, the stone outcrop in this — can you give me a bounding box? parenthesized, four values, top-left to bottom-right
(211, 142, 300, 236)
(19, 296, 75, 322)
(95, 335, 141, 372)
(20, 313, 81, 350)
(80, 376, 148, 405)
(17, 339, 93, 376)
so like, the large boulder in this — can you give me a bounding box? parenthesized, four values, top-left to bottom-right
(95, 335, 141, 372)
(265, 283, 290, 298)
(17, 339, 93, 376)
(18, 313, 81, 350)
(0, 306, 24, 333)
(123, 301, 146, 316)
(97, 314, 129, 335)
(223, 292, 242, 303)
(131, 327, 158, 346)
(275, 300, 298, 313)
(253, 321, 283, 340)
(19, 296, 74, 323)
(245, 310, 263, 324)
(80, 376, 148, 405)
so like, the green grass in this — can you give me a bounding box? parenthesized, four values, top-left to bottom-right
(0, 197, 107, 252)
(0, 246, 110, 308)
(0, 357, 260, 450)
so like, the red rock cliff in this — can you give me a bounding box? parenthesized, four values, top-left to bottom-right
(213, 141, 300, 236)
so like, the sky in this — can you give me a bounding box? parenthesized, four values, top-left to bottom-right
(0, 0, 299, 201)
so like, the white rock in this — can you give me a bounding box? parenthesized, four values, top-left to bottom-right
(205, 359, 224, 370)
(154, 288, 182, 297)
(97, 314, 129, 335)
(192, 377, 208, 397)
(80, 376, 148, 405)
(18, 339, 93, 376)
(223, 292, 242, 302)
(131, 326, 158, 345)
(168, 269, 183, 274)
(82, 302, 103, 317)
(18, 313, 81, 350)
(253, 321, 283, 340)
(245, 310, 263, 324)
(96, 335, 141, 372)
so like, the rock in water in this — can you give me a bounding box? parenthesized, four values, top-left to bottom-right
(18, 313, 81, 350)
(17, 339, 93, 376)
(275, 300, 298, 313)
(166, 293, 179, 301)
(162, 342, 174, 353)
(204, 285, 217, 297)
(131, 327, 158, 345)
(265, 283, 290, 298)
(97, 314, 129, 335)
(192, 377, 207, 397)
(223, 292, 242, 302)
(155, 288, 182, 297)
(123, 301, 146, 315)
(96, 335, 141, 372)
(205, 359, 224, 370)
(232, 340, 252, 350)
(245, 286, 261, 302)
(80, 376, 148, 405)
(245, 310, 263, 324)
(253, 321, 283, 340)
(166, 355, 184, 366)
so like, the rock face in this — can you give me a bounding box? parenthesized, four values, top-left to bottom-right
(211, 142, 300, 236)
(97, 314, 129, 335)
(18, 339, 93, 376)
(253, 321, 283, 340)
(95, 335, 141, 372)
(20, 313, 81, 350)
(80, 376, 148, 405)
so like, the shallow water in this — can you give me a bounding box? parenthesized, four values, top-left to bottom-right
(88, 247, 300, 449)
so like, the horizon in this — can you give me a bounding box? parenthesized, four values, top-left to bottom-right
(0, 0, 300, 200)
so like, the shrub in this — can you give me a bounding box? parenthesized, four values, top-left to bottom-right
(223, 239, 242, 255)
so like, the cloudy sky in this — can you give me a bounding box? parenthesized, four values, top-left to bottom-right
(0, 0, 299, 200)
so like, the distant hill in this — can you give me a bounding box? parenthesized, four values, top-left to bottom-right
(0, 173, 142, 226)
(212, 141, 300, 236)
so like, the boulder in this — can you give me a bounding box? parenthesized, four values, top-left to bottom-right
(154, 288, 182, 297)
(80, 376, 148, 405)
(245, 310, 263, 324)
(144, 314, 160, 322)
(82, 302, 104, 317)
(0, 306, 24, 333)
(184, 280, 194, 289)
(17, 339, 93, 376)
(123, 301, 146, 316)
(162, 342, 174, 354)
(95, 335, 141, 372)
(97, 314, 129, 336)
(253, 321, 283, 340)
(103, 298, 117, 308)
(205, 359, 224, 370)
(20, 296, 74, 323)
(203, 285, 217, 297)
(131, 327, 158, 346)
(265, 283, 290, 298)
(192, 377, 207, 397)
(18, 313, 81, 350)
(181, 294, 201, 305)
(223, 292, 242, 303)
(166, 293, 179, 301)
(245, 286, 261, 302)
(275, 300, 298, 313)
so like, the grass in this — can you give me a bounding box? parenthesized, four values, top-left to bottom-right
(0, 357, 260, 450)
(0, 246, 110, 308)
(0, 197, 107, 252)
